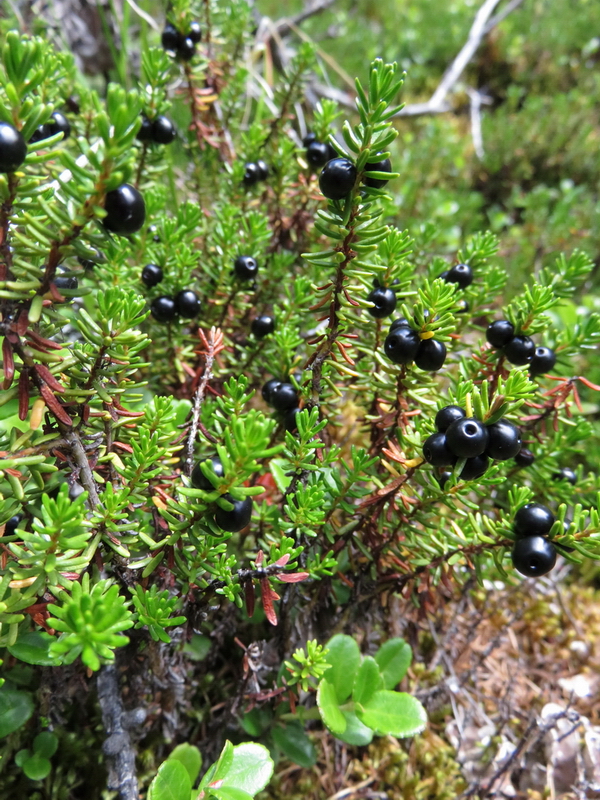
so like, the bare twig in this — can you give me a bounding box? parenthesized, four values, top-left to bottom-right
(65, 429, 101, 508)
(267, 0, 337, 39)
(97, 665, 140, 800)
(466, 87, 490, 159)
(185, 327, 223, 476)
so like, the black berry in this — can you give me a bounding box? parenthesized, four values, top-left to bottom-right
(137, 117, 153, 142)
(437, 471, 452, 489)
(0, 122, 27, 173)
(367, 286, 397, 318)
(5, 514, 22, 535)
(422, 433, 456, 467)
(147, 224, 161, 242)
(503, 335, 535, 365)
(485, 419, 521, 461)
(256, 159, 269, 181)
(302, 133, 317, 147)
(514, 448, 535, 467)
(459, 454, 489, 481)
(152, 116, 177, 144)
(445, 418, 489, 458)
(177, 37, 196, 61)
(175, 289, 201, 318)
(435, 405, 466, 433)
(384, 327, 420, 365)
(514, 502, 555, 537)
(151, 296, 178, 322)
(553, 467, 576, 485)
(234, 255, 258, 280)
(215, 496, 253, 532)
(191, 457, 224, 490)
(188, 21, 202, 43)
(512, 536, 557, 578)
(486, 319, 515, 349)
(444, 263, 473, 289)
(103, 184, 146, 235)
(306, 141, 331, 169)
(48, 111, 71, 140)
(262, 379, 281, 404)
(318, 158, 357, 200)
(415, 339, 447, 371)
(389, 317, 410, 332)
(30, 124, 51, 144)
(161, 23, 181, 51)
(243, 162, 260, 186)
(285, 407, 300, 433)
(529, 346, 556, 376)
(54, 276, 78, 291)
(456, 299, 470, 314)
(251, 315, 275, 338)
(141, 264, 163, 287)
(270, 382, 298, 412)
(364, 157, 392, 189)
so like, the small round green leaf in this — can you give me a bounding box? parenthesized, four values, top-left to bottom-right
(148, 758, 192, 800)
(23, 753, 51, 781)
(374, 638, 412, 689)
(317, 678, 347, 735)
(168, 743, 202, 786)
(323, 634, 361, 702)
(337, 711, 374, 746)
(0, 687, 34, 738)
(352, 656, 382, 706)
(272, 722, 316, 768)
(8, 632, 60, 666)
(220, 743, 274, 795)
(357, 691, 427, 738)
(33, 731, 58, 758)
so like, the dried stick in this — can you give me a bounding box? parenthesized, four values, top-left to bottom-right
(97, 665, 139, 800)
(185, 327, 223, 476)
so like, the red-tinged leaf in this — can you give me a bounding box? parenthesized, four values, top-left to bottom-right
(40, 384, 72, 426)
(244, 579, 255, 618)
(35, 363, 64, 393)
(18, 370, 29, 420)
(15, 310, 29, 336)
(2, 338, 14, 389)
(272, 554, 290, 567)
(112, 441, 134, 453)
(26, 330, 63, 350)
(255, 550, 264, 567)
(4, 468, 22, 477)
(82, 404, 90, 423)
(277, 572, 309, 583)
(49, 283, 65, 303)
(260, 578, 278, 626)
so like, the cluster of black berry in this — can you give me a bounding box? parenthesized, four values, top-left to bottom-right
(303, 133, 337, 169)
(137, 115, 177, 145)
(424, 404, 521, 481)
(191, 457, 252, 532)
(486, 319, 556, 375)
(318, 155, 393, 200)
(511, 502, 557, 577)
(30, 111, 71, 144)
(161, 20, 201, 61)
(384, 318, 447, 371)
(262, 379, 300, 432)
(243, 160, 269, 187)
(149, 286, 201, 322)
(251, 315, 275, 338)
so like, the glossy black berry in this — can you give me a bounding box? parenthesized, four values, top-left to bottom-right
(188, 21, 202, 43)
(48, 111, 71, 140)
(384, 327, 420, 365)
(215, 496, 253, 532)
(435, 405, 466, 433)
(251, 315, 275, 338)
(456, 299, 470, 314)
(234, 255, 258, 280)
(514, 448, 535, 467)
(553, 467, 577, 485)
(302, 132, 317, 147)
(285, 407, 300, 433)
(485, 419, 521, 461)
(162, 23, 181, 51)
(503, 335, 535, 365)
(151, 296, 178, 322)
(177, 37, 196, 61)
(103, 184, 146, 235)
(29, 124, 51, 144)
(367, 286, 397, 318)
(415, 339, 447, 371)
(270, 382, 298, 412)
(54, 276, 78, 291)
(306, 141, 331, 169)
(529, 346, 556, 376)
(147, 224, 161, 242)
(512, 536, 557, 577)
(141, 264, 163, 287)
(445, 418, 489, 458)
(256, 159, 269, 181)
(514, 503, 555, 537)
(422, 433, 456, 467)
(318, 158, 357, 200)
(137, 116, 153, 142)
(152, 116, 177, 144)
(262, 379, 281, 404)
(486, 319, 515, 349)
(191, 457, 224, 490)
(437, 471, 452, 489)
(389, 317, 410, 333)
(364, 157, 392, 189)
(459, 454, 490, 481)
(175, 289, 201, 318)
(444, 263, 473, 289)
(5, 514, 22, 535)
(0, 122, 27, 173)
(243, 162, 260, 186)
